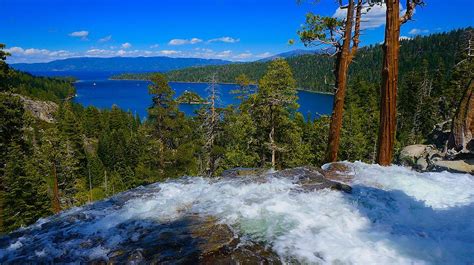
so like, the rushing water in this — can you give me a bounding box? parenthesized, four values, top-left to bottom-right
(34, 71, 334, 119)
(1, 162, 473, 264)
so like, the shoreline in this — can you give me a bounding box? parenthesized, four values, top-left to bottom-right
(108, 78, 334, 95)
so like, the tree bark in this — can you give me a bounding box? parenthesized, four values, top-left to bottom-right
(448, 79, 473, 152)
(270, 105, 276, 168)
(376, 0, 401, 165)
(326, 0, 356, 162)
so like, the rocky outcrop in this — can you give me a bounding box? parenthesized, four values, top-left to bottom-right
(224, 166, 352, 193)
(399, 144, 474, 174)
(431, 159, 474, 174)
(404, 80, 474, 174)
(399, 144, 443, 171)
(1, 93, 59, 123)
(6, 93, 59, 123)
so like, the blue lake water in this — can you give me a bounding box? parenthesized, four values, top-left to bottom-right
(34, 71, 334, 119)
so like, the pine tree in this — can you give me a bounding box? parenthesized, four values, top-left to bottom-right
(2, 143, 50, 231)
(297, 0, 364, 162)
(377, 0, 423, 165)
(0, 44, 10, 92)
(253, 59, 298, 168)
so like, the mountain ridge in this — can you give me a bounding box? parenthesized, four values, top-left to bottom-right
(11, 56, 232, 72)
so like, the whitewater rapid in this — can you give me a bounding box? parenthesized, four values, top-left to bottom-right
(1, 162, 473, 264)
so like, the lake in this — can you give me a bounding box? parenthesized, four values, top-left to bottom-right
(36, 71, 334, 119)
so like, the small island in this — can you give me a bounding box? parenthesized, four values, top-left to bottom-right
(176, 90, 207, 104)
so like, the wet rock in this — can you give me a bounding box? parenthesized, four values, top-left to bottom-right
(106, 214, 281, 264)
(321, 162, 354, 184)
(221, 167, 267, 178)
(274, 166, 352, 193)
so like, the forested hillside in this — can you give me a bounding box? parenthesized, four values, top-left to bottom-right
(111, 29, 470, 94)
(11, 56, 231, 72)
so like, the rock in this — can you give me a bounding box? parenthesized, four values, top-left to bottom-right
(399, 145, 430, 166)
(221, 166, 353, 193)
(431, 159, 474, 174)
(428, 120, 451, 149)
(105, 214, 282, 264)
(321, 162, 354, 184)
(5, 93, 59, 123)
(416, 157, 429, 171)
(272, 166, 352, 193)
(220, 167, 267, 178)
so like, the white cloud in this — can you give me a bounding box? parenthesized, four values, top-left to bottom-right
(6, 46, 77, 63)
(334, 3, 408, 30)
(399, 36, 412, 40)
(98, 35, 112, 43)
(215, 50, 232, 58)
(208, 36, 240, 43)
(69, 30, 89, 40)
(234, 52, 253, 60)
(160, 50, 181, 55)
(409, 28, 429, 35)
(121, 42, 132, 49)
(6, 45, 263, 63)
(256, 52, 273, 58)
(149, 44, 160, 48)
(169, 38, 203, 45)
(168, 36, 240, 46)
(86, 49, 116, 56)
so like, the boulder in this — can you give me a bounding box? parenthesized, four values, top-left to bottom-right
(431, 159, 474, 174)
(416, 157, 429, 171)
(398, 144, 442, 168)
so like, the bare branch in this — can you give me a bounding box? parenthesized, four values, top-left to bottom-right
(349, 0, 363, 60)
(400, 0, 423, 24)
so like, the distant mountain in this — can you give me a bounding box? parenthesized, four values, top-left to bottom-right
(258, 49, 322, 62)
(11, 56, 232, 73)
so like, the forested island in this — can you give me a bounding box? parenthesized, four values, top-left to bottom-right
(176, 90, 207, 104)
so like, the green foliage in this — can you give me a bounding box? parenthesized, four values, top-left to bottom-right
(297, 13, 343, 47)
(176, 90, 206, 104)
(112, 28, 472, 96)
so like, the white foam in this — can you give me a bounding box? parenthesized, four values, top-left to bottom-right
(1, 163, 473, 264)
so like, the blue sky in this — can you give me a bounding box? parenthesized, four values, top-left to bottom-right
(2, 0, 473, 63)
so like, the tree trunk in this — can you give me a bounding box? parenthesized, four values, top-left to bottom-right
(377, 0, 401, 166)
(326, 0, 355, 162)
(448, 79, 473, 152)
(270, 106, 276, 168)
(52, 163, 61, 214)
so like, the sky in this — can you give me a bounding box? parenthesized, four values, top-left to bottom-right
(1, 0, 473, 63)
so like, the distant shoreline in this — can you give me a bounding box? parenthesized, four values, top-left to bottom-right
(107, 78, 334, 95)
